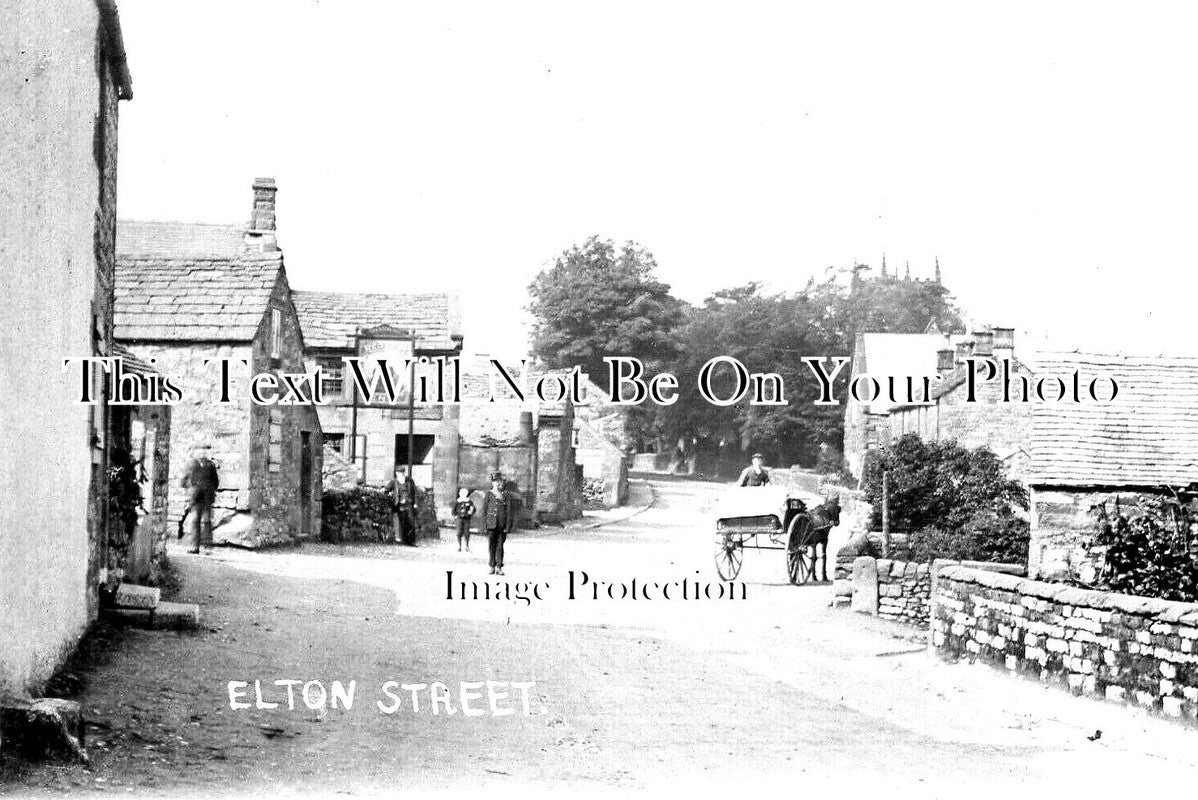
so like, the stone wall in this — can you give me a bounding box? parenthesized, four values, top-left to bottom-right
(932, 565, 1198, 724)
(0, 1, 124, 697)
(126, 275, 324, 547)
(846, 557, 1023, 627)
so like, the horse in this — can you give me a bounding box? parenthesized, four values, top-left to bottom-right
(807, 494, 842, 582)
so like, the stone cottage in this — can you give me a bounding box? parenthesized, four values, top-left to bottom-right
(1, 0, 133, 697)
(887, 327, 1033, 481)
(457, 356, 583, 525)
(292, 291, 463, 523)
(843, 331, 967, 479)
(115, 179, 324, 547)
(1027, 352, 1198, 582)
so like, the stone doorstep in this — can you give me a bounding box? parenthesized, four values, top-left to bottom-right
(111, 601, 201, 631)
(114, 583, 160, 610)
(0, 697, 87, 764)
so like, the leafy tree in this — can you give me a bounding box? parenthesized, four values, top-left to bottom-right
(655, 279, 851, 469)
(527, 236, 685, 392)
(862, 434, 1029, 561)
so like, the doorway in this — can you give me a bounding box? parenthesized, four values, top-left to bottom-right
(395, 434, 436, 488)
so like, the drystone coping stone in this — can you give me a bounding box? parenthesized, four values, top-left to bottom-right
(0, 697, 87, 763)
(937, 565, 1198, 623)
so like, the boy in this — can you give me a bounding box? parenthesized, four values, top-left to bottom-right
(454, 487, 475, 552)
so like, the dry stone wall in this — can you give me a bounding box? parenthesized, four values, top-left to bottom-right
(933, 565, 1198, 725)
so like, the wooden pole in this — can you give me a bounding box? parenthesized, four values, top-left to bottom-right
(881, 470, 890, 558)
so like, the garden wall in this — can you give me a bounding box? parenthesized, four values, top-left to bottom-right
(932, 565, 1198, 724)
(841, 557, 1023, 627)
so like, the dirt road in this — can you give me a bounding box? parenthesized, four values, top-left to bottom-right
(4, 477, 1197, 796)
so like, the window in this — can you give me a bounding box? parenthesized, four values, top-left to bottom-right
(571, 428, 581, 449)
(318, 355, 344, 398)
(270, 308, 283, 360)
(325, 432, 346, 455)
(268, 409, 283, 473)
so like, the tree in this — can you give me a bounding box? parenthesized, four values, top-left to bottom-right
(654, 278, 851, 470)
(861, 434, 1029, 562)
(527, 236, 684, 389)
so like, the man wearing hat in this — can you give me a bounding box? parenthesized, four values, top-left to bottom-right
(182, 444, 220, 553)
(383, 466, 418, 545)
(480, 472, 515, 575)
(737, 453, 770, 487)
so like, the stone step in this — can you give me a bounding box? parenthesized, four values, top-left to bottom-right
(111, 601, 200, 631)
(114, 583, 160, 610)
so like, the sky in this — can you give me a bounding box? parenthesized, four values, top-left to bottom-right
(115, 1, 1198, 359)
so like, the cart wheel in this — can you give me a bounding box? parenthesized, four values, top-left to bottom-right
(787, 514, 815, 585)
(715, 534, 743, 580)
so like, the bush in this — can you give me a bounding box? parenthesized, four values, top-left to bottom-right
(864, 435, 1029, 563)
(908, 511, 1029, 564)
(1094, 499, 1198, 602)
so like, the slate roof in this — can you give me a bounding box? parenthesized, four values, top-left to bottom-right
(115, 254, 282, 341)
(114, 219, 283, 342)
(292, 291, 461, 351)
(1029, 352, 1198, 486)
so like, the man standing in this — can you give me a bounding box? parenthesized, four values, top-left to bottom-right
(182, 444, 219, 554)
(383, 466, 417, 545)
(736, 453, 770, 486)
(480, 472, 515, 575)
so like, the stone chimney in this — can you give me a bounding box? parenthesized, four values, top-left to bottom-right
(973, 330, 994, 357)
(937, 349, 955, 373)
(955, 340, 973, 365)
(993, 327, 1015, 361)
(246, 177, 278, 252)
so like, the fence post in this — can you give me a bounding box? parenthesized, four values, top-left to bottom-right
(881, 470, 890, 558)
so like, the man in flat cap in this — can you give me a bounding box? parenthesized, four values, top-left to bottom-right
(182, 443, 219, 554)
(737, 453, 770, 487)
(480, 472, 515, 575)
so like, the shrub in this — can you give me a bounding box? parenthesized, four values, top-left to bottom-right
(863, 435, 1029, 563)
(1094, 498, 1198, 602)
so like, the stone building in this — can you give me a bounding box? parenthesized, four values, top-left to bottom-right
(1026, 352, 1198, 582)
(115, 179, 324, 547)
(560, 373, 629, 508)
(0, 0, 132, 697)
(887, 327, 1033, 481)
(457, 356, 583, 525)
(292, 291, 463, 523)
(843, 331, 967, 479)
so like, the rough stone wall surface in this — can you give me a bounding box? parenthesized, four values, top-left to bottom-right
(932, 566, 1198, 725)
(1029, 488, 1160, 582)
(122, 342, 254, 523)
(0, 1, 113, 697)
(246, 274, 323, 544)
(875, 559, 934, 625)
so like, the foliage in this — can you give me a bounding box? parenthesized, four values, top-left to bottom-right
(1093, 498, 1198, 602)
(654, 278, 851, 469)
(863, 435, 1029, 562)
(908, 511, 1029, 564)
(844, 265, 963, 335)
(527, 236, 685, 393)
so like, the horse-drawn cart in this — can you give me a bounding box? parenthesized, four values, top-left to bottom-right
(713, 486, 840, 583)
